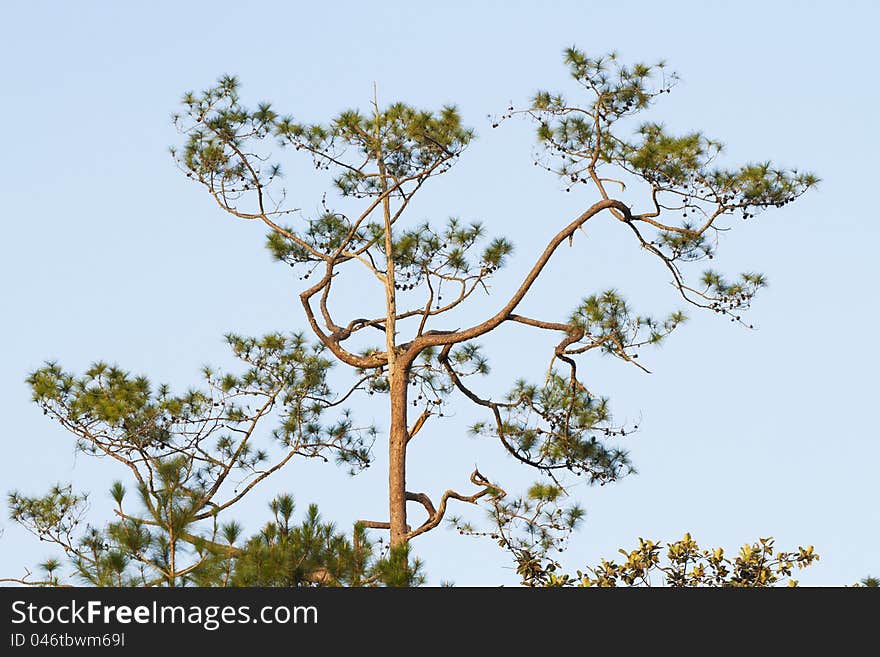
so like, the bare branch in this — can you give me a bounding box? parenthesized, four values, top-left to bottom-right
(406, 469, 504, 540)
(413, 198, 632, 351)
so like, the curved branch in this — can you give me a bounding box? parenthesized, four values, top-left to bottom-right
(299, 270, 387, 369)
(405, 469, 505, 541)
(413, 198, 631, 351)
(405, 491, 437, 519)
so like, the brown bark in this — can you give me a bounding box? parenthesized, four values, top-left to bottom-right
(388, 364, 409, 548)
(373, 89, 412, 550)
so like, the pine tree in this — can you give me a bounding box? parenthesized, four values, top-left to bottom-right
(6, 334, 379, 586)
(5, 48, 819, 586)
(170, 48, 816, 566)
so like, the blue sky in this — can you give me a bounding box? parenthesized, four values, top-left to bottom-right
(2, 0, 878, 585)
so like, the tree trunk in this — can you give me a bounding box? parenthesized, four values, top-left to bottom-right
(388, 365, 409, 548)
(373, 97, 410, 554)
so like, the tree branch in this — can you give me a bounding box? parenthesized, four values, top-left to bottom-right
(405, 469, 504, 540)
(412, 198, 631, 351)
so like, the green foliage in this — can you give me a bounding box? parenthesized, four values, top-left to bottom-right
(276, 102, 473, 196)
(391, 218, 512, 282)
(508, 47, 819, 324)
(8, 485, 88, 550)
(517, 533, 819, 587)
(526, 48, 816, 220)
(9, 487, 417, 587)
(371, 544, 426, 588)
(11, 333, 376, 586)
(172, 75, 279, 188)
(173, 75, 471, 204)
(27, 332, 373, 478)
(470, 372, 629, 482)
(231, 496, 383, 586)
(569, 290, 686, 353)
(451, 480, 586, 564)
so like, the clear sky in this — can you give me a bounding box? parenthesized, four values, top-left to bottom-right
(2, 0, 877, 586)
